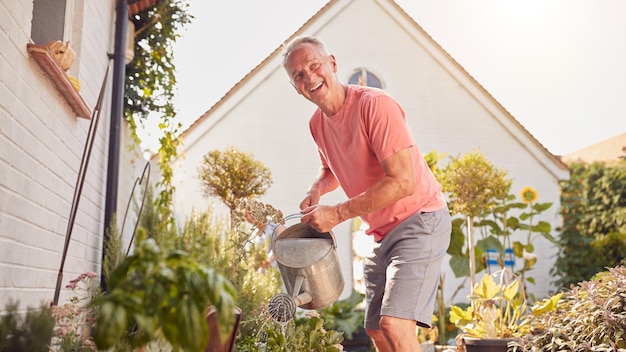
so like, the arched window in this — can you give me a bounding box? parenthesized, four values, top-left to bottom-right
(348, 68, 382, 89)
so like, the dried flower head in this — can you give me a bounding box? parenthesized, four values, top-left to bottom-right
(235, 198, 284, 225)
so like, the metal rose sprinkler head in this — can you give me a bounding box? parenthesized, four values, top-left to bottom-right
(268, 293, 297, 323)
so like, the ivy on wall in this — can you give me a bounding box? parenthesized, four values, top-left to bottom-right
(125, 0, 193, 228)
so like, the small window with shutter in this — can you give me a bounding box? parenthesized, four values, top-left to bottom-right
(31, 0, 72, 44)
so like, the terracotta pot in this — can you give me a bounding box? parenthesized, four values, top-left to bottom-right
(205, 306, 242, 352)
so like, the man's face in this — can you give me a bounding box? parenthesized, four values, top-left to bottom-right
(285, 43, 337, 106)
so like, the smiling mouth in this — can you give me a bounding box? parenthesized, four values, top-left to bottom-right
(309, 82, 323, 92)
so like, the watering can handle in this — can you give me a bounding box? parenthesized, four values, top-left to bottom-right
(283, 205, 317, 222)
(283, 213, 303, 222)
(276, 209, 337, 249)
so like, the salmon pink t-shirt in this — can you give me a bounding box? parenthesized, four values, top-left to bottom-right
(309, 85, 446, 241)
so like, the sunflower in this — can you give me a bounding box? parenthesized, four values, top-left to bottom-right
(520, 186, 538, 204)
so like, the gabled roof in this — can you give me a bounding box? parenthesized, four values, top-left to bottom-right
(562, 132, 626, 165)
(180, 0, 569, 172)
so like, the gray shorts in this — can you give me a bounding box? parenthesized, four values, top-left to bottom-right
(363, 207, 451, 330)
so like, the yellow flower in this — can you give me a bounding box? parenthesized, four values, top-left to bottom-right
(520, 186, 538, 204)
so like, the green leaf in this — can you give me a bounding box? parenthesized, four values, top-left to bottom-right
(531, 293, 562, 316)
(449, 305, 474, 325)
(450, 255, 470, 278)
(93, 301, 128, 350)
(503, 280, 520, 301)
(477, 236, 504, 253)
(512, 242, 524, 257)
(532, 221, 552, 234)
(447, 218, 467, 256)
(475, 274, 501, 299)
(532, 202, 553, 212)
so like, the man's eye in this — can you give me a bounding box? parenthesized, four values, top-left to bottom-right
(293, 73, 303, 81)
(311, 63, 320, 70)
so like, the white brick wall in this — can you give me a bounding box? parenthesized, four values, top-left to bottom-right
(0, 0, 143, 310)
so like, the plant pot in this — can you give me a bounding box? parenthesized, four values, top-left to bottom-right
(205, 306, 242, 352)
(342, 326, 372, 351)
(463, 337, 513, 352)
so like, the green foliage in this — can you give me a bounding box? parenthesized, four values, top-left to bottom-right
(473, 191, 556, 289)
(136, 195, 343, 350)
(91, 231, 237, 351)
(423, 150, 448, 173)
(292, 315, 344, 351)
(438, 149, 512, 218)
(438, 149, 512, 286)
(176, 205, 343, 351)
(125, 0, 193, 230)
(512, 266, 626, 351)
(237, 313, 344, 352)
(198, 146, 273, 219)
(125, 0, 192, 122)
(0, 301, 55, 352)
(440, 151, 555, 290)
(552, 161, 626, 289)
(110, 157, 341, 350)
(103, 214, 122, 282)
(318, 289, 365, 340)
(178, 207, 283, 338)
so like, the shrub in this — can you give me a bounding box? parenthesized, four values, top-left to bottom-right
(0, 301, 55, 352)
(553, 161, 626, 289)
(512, 266, 626, 351)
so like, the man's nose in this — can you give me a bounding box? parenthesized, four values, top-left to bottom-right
(303, 68, 316, 82)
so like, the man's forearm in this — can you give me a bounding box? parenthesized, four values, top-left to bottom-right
(308, 167, 339, 197)
(335, 174, 412, 223)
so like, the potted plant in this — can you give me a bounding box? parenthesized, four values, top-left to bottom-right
(449, 269, 530, 352)
(91, 232, 238, 351)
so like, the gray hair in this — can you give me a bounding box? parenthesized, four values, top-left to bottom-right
(281, 35, 330, 71)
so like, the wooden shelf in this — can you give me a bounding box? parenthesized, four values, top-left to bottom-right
(27, 43, 91, 119)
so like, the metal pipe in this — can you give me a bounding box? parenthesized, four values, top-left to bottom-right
(101, 0, 128, 293)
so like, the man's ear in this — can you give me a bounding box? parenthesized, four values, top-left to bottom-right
(330, 54, 337, 73)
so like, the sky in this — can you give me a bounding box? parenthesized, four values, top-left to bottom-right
(170, 0, 626, 156)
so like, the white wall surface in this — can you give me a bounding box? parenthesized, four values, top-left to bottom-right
(0, 0, 142, 310)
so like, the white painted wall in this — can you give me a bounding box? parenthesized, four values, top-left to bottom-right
(174, 0, 569, 305)
(0, 0, 142, 310)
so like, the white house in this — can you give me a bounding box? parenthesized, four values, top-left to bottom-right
(173, 0, 570, 304)
(0, 0, 148, 310)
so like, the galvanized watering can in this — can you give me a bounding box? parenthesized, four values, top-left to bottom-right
(268, 213, 344, 322)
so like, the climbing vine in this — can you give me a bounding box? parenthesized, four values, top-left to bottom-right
(125, 0, 193, 228)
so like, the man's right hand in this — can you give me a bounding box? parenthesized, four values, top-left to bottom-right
(300, 187, 321, 210)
